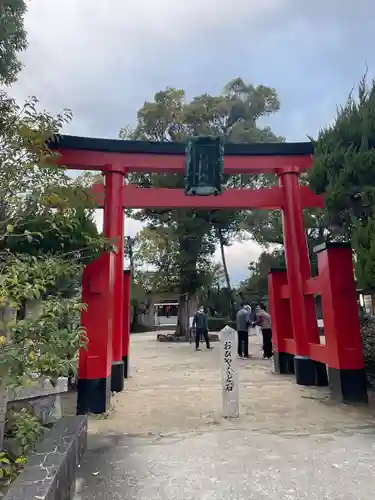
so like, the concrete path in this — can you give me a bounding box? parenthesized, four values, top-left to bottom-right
(73, 332, 375, 499)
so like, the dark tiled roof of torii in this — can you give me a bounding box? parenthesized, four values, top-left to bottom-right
(47, 134, 314, 157)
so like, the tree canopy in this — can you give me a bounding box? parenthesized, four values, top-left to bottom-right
(0, 93, 112, 389)
(0, 46, 112, 394)
(0, 0, 28, 85)
(309, 75, 375, 288)
(237, 249, 285, 305)
(121, 78, 283, 335)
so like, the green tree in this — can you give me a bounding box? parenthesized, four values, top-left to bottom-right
(0, 256, 87, 388)
(0, 95, 112, 392)
(3, 208, 100, 260)
(242, 207, 331, 276)
(237, 249, 285, 305)
(198, 263, 237, 318)
(309, 75, 375, 288)
(0, 95, 72, 234)
(132, 227, 180, 292)
(0, 95, 110, 255)
(131, 225, 215, 332)
(0, 0, 28, 85)
(0, 2, 113, 474)
(121, 78, 283, 336)
(125, 232, 175, 331)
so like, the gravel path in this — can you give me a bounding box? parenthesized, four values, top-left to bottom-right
(71, 332, 375, 499)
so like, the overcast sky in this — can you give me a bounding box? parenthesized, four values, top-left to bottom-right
(11, 0, 375, 283)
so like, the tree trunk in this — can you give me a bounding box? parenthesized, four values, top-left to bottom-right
(127, 236, 137, 330)
(217, 228, 236, 319)
(131, 303, 138, 332)
(175, 293, 189, 338)
(188, 295, 197, 316)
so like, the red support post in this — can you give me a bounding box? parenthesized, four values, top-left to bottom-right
(268, 269, 295, 374)
(279, 168, 317, 385)
(77, 253, 114, 414)
(123, 269, 131, 378)
(315, 242, 368, 402)
(103, 169, 125, 393)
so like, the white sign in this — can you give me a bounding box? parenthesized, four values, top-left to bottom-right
(220, 325, 239, 418)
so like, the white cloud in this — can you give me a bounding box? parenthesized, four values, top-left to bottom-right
(11, 0, 285, 136)
(14, 0, 289, 282)
(214, 238, 262, 284)
(94, 210, 143, 238)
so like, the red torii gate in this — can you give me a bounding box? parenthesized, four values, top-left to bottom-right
(51, 135, 367, 414)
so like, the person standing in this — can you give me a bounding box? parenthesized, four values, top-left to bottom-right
(192, 306, 212, 351)
(255, 303, 273, 359)
(236, 304, 251, 359)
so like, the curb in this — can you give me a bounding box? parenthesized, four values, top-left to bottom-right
(3, 415, 87, 500)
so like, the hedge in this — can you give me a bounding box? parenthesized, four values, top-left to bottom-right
(131, 323, 152, 333)
(360, 314, 375, 378)
(208, 317, 236, 332)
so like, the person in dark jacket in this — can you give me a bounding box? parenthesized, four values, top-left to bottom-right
(236, 304, 251, 358)
(192, 306, 212, 351)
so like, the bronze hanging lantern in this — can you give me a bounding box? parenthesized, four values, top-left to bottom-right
(184, 136, 224, 196)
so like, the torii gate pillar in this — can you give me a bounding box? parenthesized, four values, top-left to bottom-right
(103, 168, 125, 393)
(278, 168, 320, 385)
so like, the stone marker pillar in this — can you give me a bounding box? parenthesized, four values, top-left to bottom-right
(220, 325, 239, 418)
(25, 299, 43, 320)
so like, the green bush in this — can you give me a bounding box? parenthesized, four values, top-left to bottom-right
(131, 323, 152, 333)
(360, 314, 375, 378)
(208, 317, 236, 332)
